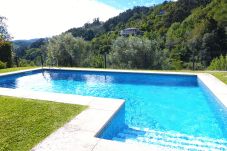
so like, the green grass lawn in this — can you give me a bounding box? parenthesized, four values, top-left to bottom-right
(210, 72, 227, 84)
(0, 67, 37, 74)
(0, 96, 87, 151)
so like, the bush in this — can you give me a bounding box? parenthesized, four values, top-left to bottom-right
(208, 55, 227, 70)
(0, 42, 12, 68)
(0, 60, 6, 69)
(19, 59, 35, 67)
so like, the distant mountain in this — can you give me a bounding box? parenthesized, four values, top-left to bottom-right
(66, 6, 151, 41)
(66, 0, 212, 41)
(13, 38, 48, 57)
(13, 39, 39, 48)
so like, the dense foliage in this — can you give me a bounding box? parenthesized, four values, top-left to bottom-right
(0, 16, 11, 41)
(208, 55, 227, 70)
(67, 18, 105, 41)
(13, 38, 47, 66)
(0, 41, 12, 68)
(108, 36, 167, 69)
(13, 0, 227, 70)
(47, 33, 91, 67)
(0, 60, 6, 69)
(0, 16, 12, 68)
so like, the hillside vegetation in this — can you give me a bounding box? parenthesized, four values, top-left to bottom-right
(12, 0, 227, 70)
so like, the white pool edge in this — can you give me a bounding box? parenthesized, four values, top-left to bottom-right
(0, 68, 227, 151)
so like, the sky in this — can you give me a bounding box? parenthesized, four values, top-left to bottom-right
(97, 0, 168, 10)
(0, 0, 169, 40)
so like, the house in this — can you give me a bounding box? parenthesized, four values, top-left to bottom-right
(120, 28, 143, 36)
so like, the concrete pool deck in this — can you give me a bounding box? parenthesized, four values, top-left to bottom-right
(0, 68, 227, 151)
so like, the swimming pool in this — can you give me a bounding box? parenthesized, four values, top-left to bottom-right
(0, 69, 226, 150)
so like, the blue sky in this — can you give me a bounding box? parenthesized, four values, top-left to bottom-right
(97, 0, 168, 10)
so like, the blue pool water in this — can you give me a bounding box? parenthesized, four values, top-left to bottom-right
(0, 69, 227, 150)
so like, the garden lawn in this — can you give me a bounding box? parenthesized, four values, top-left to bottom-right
(0, 67, 36, 74)
(210, 72, 227, 84)
(0, 96, 87, 151)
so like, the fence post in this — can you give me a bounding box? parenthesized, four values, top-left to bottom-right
(104, 52, 107, 69)
(40, 55, 44, 68)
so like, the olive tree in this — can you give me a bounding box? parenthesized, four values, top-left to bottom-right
(108, 36, 160, 69)
(47, 33, 90, 67)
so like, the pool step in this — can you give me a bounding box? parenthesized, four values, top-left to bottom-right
(113, 128, 227, 151)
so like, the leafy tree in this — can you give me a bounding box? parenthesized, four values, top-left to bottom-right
(0, 42, 12, 67)
(47, 33, 90, 67)
(109, 36, 163, 69)
(208, 55, 227, 70)
(0, 60, 6, 69)
(13, 38, 48, 64)
(0, 16, 11, 41)
(103, 7, 150, 32)
(30, 38, 47, 49)
(213, 1, 227, 28)
(201, 31, 223, 66)
(67, 18, 104, 41)
(23, 48, 44, 65)
(0, 16, 12, 68)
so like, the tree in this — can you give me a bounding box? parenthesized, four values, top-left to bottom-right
(0, 16, 11, 41)
(0, 16, 12, 67)
(108, 36, 162, 69)
(23, 48, 43, 65)
(47, 33, 90, 67)
(67, 18, 104, 41)
(201, 31, 222, 67)
(213, 2, 227, 28)
(0, 42, 12, 67)
(208, 55, 227, 70)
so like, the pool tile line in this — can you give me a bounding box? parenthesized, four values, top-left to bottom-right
(43, 67, 197, 76)
(0, 68, 227, 151)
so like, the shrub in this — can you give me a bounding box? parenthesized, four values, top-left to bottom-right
(208, 54, 227, 70)
(19, 59, 35, 67)
(0, 60, 6, 69)
(0, 42, 12, 68)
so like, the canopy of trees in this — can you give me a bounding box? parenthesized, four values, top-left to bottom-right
(208, 55, 227, 70)
(0, 16, 12, 68)
(0, 42, 12, 68)
(47, 33, 91, 67)
(108, 36, 166, 69)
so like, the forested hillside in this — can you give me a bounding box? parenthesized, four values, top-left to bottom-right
(13, 0, 227, 70)
(12, 38, 47, 66)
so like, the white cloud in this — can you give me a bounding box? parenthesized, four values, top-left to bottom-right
(0, 0, 121, 40)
